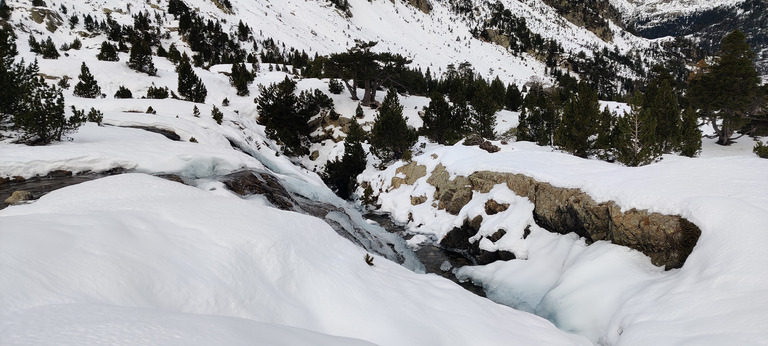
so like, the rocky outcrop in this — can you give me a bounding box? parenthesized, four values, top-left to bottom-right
(484, 29, 511, 49)
(397, 164, 701, 269)
(391, 161, 427, 189)
(408, 0, 432, 14)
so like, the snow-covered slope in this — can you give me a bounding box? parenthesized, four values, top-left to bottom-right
(360, 137, 768, 344)
(0, 173, 588, 345)
(610, 0, 746, 19)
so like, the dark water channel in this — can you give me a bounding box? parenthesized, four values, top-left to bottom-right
(365, 213, 486, 297)
(0, 171, 113, 210)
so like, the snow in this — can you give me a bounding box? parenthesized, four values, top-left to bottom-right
(363, 139, 768, 344)
(2, 0, 767, 344)
(611, 0, 746, 19)
(0, 174, 587, 346)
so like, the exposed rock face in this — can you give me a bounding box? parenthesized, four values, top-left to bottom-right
(391, 161, 427, 189)
(485, 29, 511, 49)
(408, 0, 432, 14)
(5, 191, 33, 205)
(401, 164, 701, 269)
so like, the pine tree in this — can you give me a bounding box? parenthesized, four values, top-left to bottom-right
(114, 85, 132, 98)
(127, 40, 157, 76)
(166, 43, 181, 63)
(370, 88, 417, 162)
(0, 22, 19, 125)
(41, 37, 59, 59)
(505, 83, 522, 111)
(519, 85, 558, 146)
(688, 30, 762, 145)
(237, 20, 250, 41)
(145, 84, 169, 99)
(192, 105, 200, 117)
(678, 107, 702, 157)
(614, 94, 661, 166)
(176, 53, 207, 103)
(644, 66, 680, 153)
(469, 83, 499, 139)
(97, 41, 119, 61)
(593, 107, 616, 158)
(230, 61, 253, 96)
(256, 76, 311, 156)
(324, 119, 368, 199)
(555, 81, 599, 157)
(15, 76, 83, 144)
(489, 76, 506, 108)
(421, 92, 465, 144)
(0, 0, 11, 20)
(355, 103, 364, 118)
(28, 35, 41, 54)
(73, 62, 101, 98)
(211, 105, 223, 125)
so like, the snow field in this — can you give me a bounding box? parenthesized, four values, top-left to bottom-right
(0, 174, 589, 345)
(362, 140, 768, 344)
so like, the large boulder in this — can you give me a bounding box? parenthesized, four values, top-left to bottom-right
(5, 191, 34, 205)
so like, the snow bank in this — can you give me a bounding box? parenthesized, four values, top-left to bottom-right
(362, 140, 768, 344)
(0, 174, 588, 345)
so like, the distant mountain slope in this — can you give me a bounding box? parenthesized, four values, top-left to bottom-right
(610, 0, 767, 78)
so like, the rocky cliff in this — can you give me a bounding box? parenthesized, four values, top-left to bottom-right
(383, 162, 701, 270)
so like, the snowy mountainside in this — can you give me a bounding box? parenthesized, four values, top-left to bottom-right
(609, 0, 768, 77)
(610, 0, 746, 18)
(8, 0, 678, 87)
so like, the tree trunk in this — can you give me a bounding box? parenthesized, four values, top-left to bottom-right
(342, 79, 359, 101)
(361, 80, 373, 107)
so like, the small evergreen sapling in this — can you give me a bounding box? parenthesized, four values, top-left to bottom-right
(364, 253, 374, 266)
(753, 141, 768, 159)
(145, 85, 169, 99)
(328, 78, 344, 94)
(355, 103, 364, 118)
(114, 86, 133, 99)
(211, 105, 223, 125)
(192, 105, 200, 117)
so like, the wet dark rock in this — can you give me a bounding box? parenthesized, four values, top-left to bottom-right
(123, 126, 181, 141)
(0, 169, 130, 210)
(441, 218, 516, 266)
(156, 174, 185, 184)
(220, 170, 296, 210)
(479, 141, 500, 153)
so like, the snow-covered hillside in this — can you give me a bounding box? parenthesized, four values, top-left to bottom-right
(2, 0, 768, 344)
(610, 0, 746, 19)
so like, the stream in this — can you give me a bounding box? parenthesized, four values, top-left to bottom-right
(365, 213, 486, 297)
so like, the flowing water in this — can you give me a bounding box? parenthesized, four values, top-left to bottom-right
(365, 213, 486, 297)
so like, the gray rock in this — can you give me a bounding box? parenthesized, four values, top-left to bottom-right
(5, 191, 34, 205)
